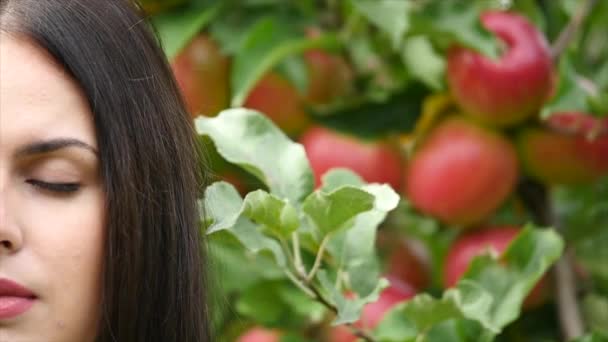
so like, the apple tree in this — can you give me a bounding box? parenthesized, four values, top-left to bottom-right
(141, 0, 607, 341)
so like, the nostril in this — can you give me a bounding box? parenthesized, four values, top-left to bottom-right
(1, 240, 13, 249)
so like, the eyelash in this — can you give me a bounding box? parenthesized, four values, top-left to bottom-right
(26, 179, 81, 194)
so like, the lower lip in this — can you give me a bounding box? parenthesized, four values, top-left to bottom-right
(0, 296, 35, 320)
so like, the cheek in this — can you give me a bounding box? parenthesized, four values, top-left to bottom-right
(22, 187, 106, 337)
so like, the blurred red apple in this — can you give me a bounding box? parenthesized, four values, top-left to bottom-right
(304, 49, 353, 105)
(546, 112, 608, 139)
(443, 226, 548, 309)
(244, 72, 311, 137)
(376, 231, 429, 291)
(171, 34, 230, 118)
(300, 126, 404, 190)
(329, 279, 415, 342)
(405, 118, 518, 227)
(237, 327, 281, 342)
(447, 11, 553, 126)
(517, 125, 608, 185)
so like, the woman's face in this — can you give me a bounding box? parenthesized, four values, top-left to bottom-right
(0, 35, 105, 341)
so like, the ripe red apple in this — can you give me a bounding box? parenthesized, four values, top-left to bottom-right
(304, 49, 353, 105)
(300, 126, 404, 190)
(329, 279, 415, 342)
(517, 125, 608, 185)
(447, 11, 553, 126)
(405, 118, 519, 227)
(376, 231, 429, 291)
(546, 112, 608, 139)
(443, 226, 548, 309)
(244, 72, 311, 137)
(237, 327, 281, 342)
(171, 34, 230, 118)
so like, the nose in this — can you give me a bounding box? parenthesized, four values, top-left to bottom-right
(0, 179, 24, 255)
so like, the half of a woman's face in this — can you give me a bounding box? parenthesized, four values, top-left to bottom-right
(0, 34, 105, 341)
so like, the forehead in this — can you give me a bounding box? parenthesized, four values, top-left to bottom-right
(0, 33, 97, 151)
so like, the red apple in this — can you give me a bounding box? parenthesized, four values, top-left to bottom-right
(304, 49, 353, 105)
(244, 72, 311, 137)
(300, 126, 404, 190)
(517, 125, 608, 185)
(444, 226, 548, 309)
(405, 118, 519, 227)
(237, 327, 281, 342)
(376, 231, 429, 291)
(447, 11, 553, 126)
(546, 112, 608, 139)
(171, 34, 230, 118)
(329, 279, 415, 342)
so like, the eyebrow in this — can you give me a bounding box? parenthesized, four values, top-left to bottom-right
(16, 138, 99, 158)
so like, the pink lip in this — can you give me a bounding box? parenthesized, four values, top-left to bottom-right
(0, 278, 37, 320)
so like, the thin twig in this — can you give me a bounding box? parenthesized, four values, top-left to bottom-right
(305, 282, 377, 342)
(550, 0, 599, 61)
(307, 235, 331, 282)
(555, 251, 585, 340)
(292, 232, 307, 277)
(517, 179, 585, 341)
(284, 269, 317, 298)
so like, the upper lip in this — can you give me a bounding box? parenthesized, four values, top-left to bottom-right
(0, 278, 36, 298)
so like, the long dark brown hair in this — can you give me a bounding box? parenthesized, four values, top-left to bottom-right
(0, 0, 210, 340)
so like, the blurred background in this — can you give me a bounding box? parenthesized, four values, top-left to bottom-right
(137, 0, 607, 341)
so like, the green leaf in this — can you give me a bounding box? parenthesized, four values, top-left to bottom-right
(553, 177, 608, 242)
(409, 1, 499, 59)
(374, 226, 564, 340)
(208, 235, 284, 293)
(243, 190, 300, 239)
(230, 17, 339, 106)
(318, 270, 390, 325)
(312, 85, 428, 138)
(510, 0, 547, 32)
(402, 36, 446, 91)
(235, 280, 324, 328)
(196, 109, 314, 205)
(236, 281, 287, 325)
(583, 294, 608, 337)
(571, 332, 608, 342)
(541, 57, 592, 118)
(320, 170, 400, 295)
(320, 168, 366, 192)
(151, 3, 221, 59)
(202, 181, 245, 234)
(302, 186, 375, 236)
(351, 0, 412, 49)
(202, 181, 286, 266)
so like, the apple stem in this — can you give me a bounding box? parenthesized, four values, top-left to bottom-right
(550, 0, 598, 61)
(307, 235, 331, 282)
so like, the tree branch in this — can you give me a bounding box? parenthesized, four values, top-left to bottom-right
(307, 235, 331, 282)
(517, 179, 585, 341)
(550, 0, 598, 61)
(555, 251, 585, 340)
(305, 282, 378, 342)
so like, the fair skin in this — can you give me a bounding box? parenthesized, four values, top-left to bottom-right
(0, 34, 104, 341)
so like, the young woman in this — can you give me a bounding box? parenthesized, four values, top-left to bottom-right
(0, 0, 210, 340)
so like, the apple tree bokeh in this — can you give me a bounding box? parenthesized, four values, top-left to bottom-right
(140, 0, 607, 341)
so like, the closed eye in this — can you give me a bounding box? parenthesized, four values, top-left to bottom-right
(26, 179, 81, 194)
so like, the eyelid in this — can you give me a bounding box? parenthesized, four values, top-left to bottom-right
(26, 179, 81, 193)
